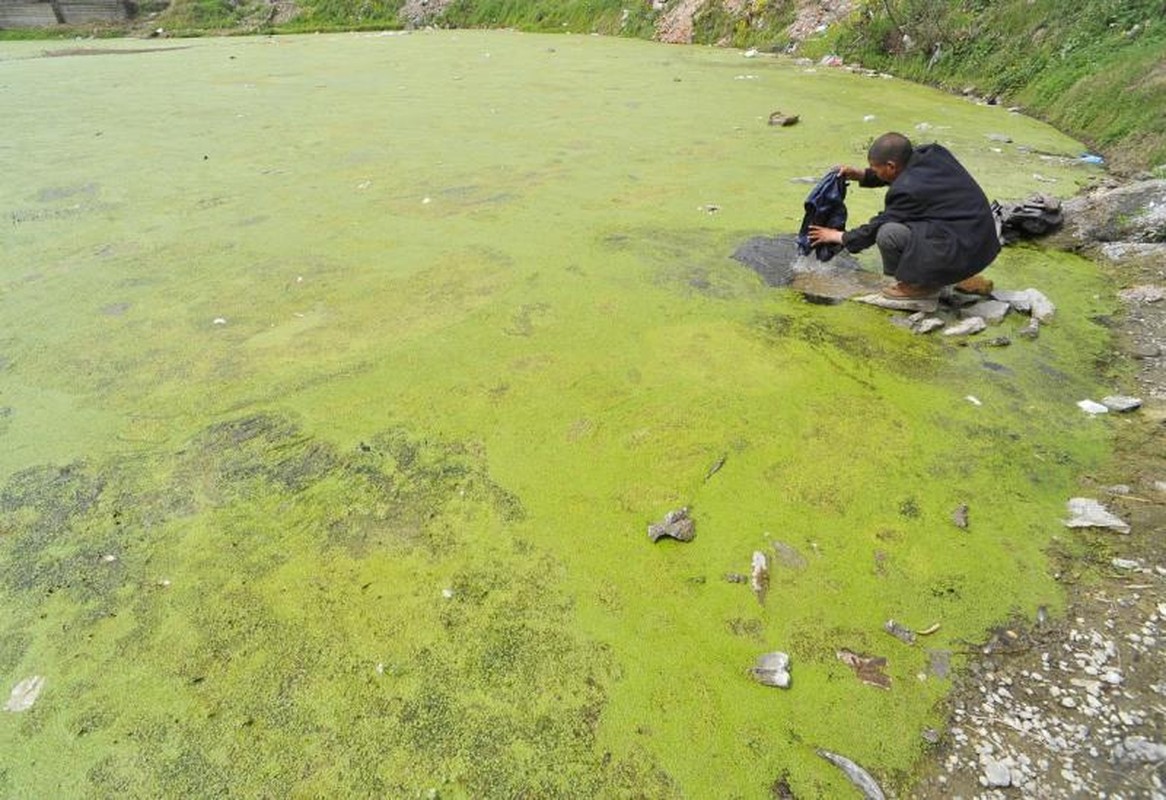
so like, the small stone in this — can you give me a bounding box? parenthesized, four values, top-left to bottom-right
(1101, 395, 1142, 412)
(1118, 285, 1165, 304)
(1112, 736, 1166, 764)
(1111, 558, 1140, 570)
(913, 316, 945, 334)
(943, 317, 987, 336)
(984, 759, 1012, 787)
(648, 507, 695, 542)
(1026, 288, 1056, 321)
(992, 289, 1033, 312)
(1016, 318, 1041, 340)
(959, 299, 1011, 323)
(1061, 696, 1077, 708)
(951, 503, 970, 529)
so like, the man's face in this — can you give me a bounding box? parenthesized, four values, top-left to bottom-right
(868, 160, 900, 183)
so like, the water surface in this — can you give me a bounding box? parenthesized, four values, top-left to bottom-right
(0, 30, 1114, 797)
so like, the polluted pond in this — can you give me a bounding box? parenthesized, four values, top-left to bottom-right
(0, 29, 1144, 799)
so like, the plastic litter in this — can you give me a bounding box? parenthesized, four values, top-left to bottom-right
(1063, 498, 1130, 534)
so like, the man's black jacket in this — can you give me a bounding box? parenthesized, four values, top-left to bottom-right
(841, 143, 1000, 286)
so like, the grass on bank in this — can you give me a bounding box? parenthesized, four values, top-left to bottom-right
(796, 0, 1166, 174)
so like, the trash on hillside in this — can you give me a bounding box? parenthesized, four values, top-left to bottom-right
(4, 676, 45, 713)
(1077, 399, 1109, 415)
(1063, 497, 1130, 534)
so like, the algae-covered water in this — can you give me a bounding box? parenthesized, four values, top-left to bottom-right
(0, 30, 1117, 797)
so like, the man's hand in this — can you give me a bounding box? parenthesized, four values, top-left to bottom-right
(808, 225, 844, 246)
(836, 165, 865, 181)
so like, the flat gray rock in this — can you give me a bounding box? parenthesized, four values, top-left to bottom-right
(959, 299, 1011, 323)
(1102, 395, 1142, 412)
(854, 293, 939, 313)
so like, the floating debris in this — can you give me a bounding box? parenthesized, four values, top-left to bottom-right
(648, 507, 695, 542)
(951, 503, 969, 529)
(836, 648, 891, 689)
(883, 619, 916, 645)
(749, 651, 791, 688)
(965, 395, 982, 406)
(771, 540, 807, 569)
(1063, 497, 1130, 534)
(816, 748, 886, 800)
(750, 551, 769, 605)
(768, 111, 800, 127)
(918, 622, 941, 636)
(724, 572, 748, 583)
(704, 454, 727, 482)
(4, 675, 45, 713)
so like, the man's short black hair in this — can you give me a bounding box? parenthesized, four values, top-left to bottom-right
(868, 132, 913, 166)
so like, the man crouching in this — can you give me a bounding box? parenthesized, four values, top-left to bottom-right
(808, 132, 1000, 300)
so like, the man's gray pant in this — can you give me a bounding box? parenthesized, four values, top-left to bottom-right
(876, 222, 912, 277)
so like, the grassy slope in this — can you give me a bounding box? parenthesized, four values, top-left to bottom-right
(801, 0, 1166, 175)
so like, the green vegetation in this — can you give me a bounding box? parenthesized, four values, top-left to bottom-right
(793, 0, 1166, 174)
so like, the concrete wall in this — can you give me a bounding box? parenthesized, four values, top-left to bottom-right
(0, 0, 131, 27)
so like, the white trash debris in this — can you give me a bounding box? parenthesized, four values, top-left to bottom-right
(749, 651, 791, 688)
(1077, 399, 1109, 415)
(1063, 498, 1130, 534)
(4, 676, 45, 712)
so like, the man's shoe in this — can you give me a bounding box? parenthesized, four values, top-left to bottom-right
(953, 275, 994, 295)
(882, 281, 940, 300)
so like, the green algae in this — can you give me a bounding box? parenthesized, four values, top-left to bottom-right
(0, 30, 1118, 797)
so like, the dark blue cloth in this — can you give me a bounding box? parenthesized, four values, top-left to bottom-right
(796, 170, 848, 261)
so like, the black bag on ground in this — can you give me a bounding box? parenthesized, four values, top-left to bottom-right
(993, 193, 1064, 244)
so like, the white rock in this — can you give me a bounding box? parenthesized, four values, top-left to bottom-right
(943, 316, 987, 336)
(1026, 288, 1056, 321)
(984, 760, 1012, 787)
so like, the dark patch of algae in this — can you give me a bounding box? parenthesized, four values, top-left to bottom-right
(0, 416, 664, 797)
(0, 30, 1117, 798)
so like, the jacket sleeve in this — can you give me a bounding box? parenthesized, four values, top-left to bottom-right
(841, 170, 893, 252)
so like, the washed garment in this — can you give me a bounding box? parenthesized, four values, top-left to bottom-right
(841, 144, 1000, 286)
(797, 170, 848, 261)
